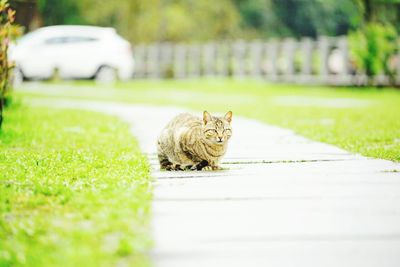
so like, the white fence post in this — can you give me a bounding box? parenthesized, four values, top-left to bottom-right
(318, 36, 330, 84)
(173, 44, 186, 79)
(187, 44, 201, 78)
(202, 42, 216, 77)
(300, 38, 313, 83)
(232, 40, 246, 78)
(147, 44, 160, 79)
(281, 38, 297, 82)
(336, 37, 352, 85)
(215, 42, 230, 77)
(264, 40, 279, 81)
(160, 43, 173, 78)
(131, 37, 399, 86)
(248, 40, 263, 78)
(133, 44, 146, 78)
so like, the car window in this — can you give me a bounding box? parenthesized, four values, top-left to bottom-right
(44, 36, 98, 45)
(66, 36, 98, 43)
(44, 37, 67, 45)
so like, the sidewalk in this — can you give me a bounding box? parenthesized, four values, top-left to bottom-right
(28, 99, 400, 267)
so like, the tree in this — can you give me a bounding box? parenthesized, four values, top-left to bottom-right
(38, 0, 84, 25)
(354, 0, 400, 27)
(233, 0, 362, 38)
(1, 0, 20, 128)
(8, 0, 39, 32)
(27, 0, 400, 42)
(34, 0, 241, 43)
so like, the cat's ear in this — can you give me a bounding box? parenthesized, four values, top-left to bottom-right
(203, 111, 212, 124)
(224, 111, 232, 123)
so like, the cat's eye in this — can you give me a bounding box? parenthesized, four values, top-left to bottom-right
(206, 129, 217, 134)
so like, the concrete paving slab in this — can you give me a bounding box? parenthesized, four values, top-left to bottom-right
(151, 240, 400, 267)
(26, 98, 400, 267)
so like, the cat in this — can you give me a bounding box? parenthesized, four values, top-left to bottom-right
(157, 110, 232, 171)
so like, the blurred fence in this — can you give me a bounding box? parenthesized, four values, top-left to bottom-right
(132, 36, 400, 85)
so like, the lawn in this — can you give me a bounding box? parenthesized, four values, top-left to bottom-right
(0, 102, 152, 267)
(16, 79, 400, 161)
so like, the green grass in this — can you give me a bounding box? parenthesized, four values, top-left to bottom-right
(16, 79, 400, 161)
(0, 102, 152, 267)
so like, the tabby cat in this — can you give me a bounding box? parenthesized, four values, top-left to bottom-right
(157, 111, 233, 171)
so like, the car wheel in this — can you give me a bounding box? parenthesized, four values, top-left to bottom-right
(12, 68, 24, 87)
(95, 66, 117, 84)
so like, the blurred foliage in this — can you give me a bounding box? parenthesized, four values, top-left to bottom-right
(349, 23, 398, 83)
(11, 0, 400, 43)
(81, 0, 240, 42)
(37, 0, 241, 42)
(233, 0, 363, 38)
(34, 0, 400, 43)
(38, 0, 84, 25)
(355, 0, 400, 27)
(0, 0, 21, 128)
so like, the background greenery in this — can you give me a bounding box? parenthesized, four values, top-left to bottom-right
(0, 103, 152, 267)
(8, 0, 399, 83)
(9, 0, 400, 43)
(349, 22, 399, 83)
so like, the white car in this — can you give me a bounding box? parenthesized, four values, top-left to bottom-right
(9, 25, 134, 82)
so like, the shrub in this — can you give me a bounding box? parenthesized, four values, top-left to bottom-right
(0, 0, 20, 128)
(348, 23, 399, 85)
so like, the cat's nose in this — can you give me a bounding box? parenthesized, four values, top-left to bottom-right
(218, 137, 224, 142)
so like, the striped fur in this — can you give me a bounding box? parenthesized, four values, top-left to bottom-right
(157, 111, 232, 171)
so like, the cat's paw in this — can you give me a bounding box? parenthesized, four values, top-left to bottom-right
(201, 166, 213, 171)
(211, 165, 223, 170)
(201, 165, 222, 171)
(166, 163, 183, 171)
